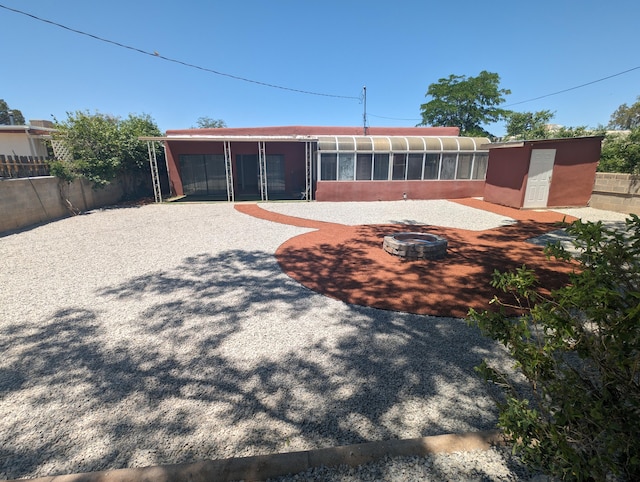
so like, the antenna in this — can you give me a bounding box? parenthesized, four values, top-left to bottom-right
(363, 85, 368, 135)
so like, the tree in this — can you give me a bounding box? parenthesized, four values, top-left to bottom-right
(0, 98, 26, 125)
(504, 110, 555, 140)
(468, 217, 640, 481)
(598, 127, 640, 173)
(608, 96, 640, 130)
(193, 116, 227, 128)
(50, 111, 163, 193)
(419, 71, 511, 137)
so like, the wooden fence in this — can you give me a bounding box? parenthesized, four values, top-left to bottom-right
(0, 154, 51, 178)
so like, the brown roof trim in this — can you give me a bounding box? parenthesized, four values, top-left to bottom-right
(165, 125, 460, 137)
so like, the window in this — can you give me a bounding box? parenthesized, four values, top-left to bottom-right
(321, 153, 337, 180)
(356, 153, 373, 180)
(407, 153, 424, 180)
(392, 153, 406, 180)
(440, 154, 457, 180)
(373, 153, 389, 180)
(456, 154, 473, 179)
(319, 146, 486, 183)
(338, 153, 355, 180)
(472, 153, 489, 179)
(424, 154, 440, 179)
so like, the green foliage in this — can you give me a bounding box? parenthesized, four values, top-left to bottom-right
(599, 127, 640, 174)
(0, 98, 26, 125)
(505, 110, 556, 140)
(419, 71, 511, 137)
(51, 111, 163, 189)
(48, 159, 77, 183)
(548, 125, 604, 139)
(608, 96, 640, 130)
(193, 116, 227, 128)
(468, 217, 640, 481)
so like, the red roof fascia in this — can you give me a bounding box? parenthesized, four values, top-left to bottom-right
(166, 125, 460, 137)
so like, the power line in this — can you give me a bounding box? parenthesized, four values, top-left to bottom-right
(503, 65, 640, 108)
(372, 64, 640, 123)
(0, 3, 360, 100)
(369, 113, 421, 122)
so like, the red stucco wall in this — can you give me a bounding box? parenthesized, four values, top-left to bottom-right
(541, 138, 601, 207)
(483, 145, 530, 208)
(315, 180, 485, 202)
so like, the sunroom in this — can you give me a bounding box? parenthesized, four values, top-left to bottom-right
(314, 135, 490, 201)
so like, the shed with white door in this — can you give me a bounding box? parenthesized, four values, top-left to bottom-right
(482, 136, 604, 209)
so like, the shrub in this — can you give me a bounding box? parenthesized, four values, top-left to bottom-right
(468, 216, 640, 481)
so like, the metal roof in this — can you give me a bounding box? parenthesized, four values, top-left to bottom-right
(316, 136, 490, 152)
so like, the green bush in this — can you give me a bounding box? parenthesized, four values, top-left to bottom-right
(51, 111, 163, 191)
(599, 127, 640, 174)
(468, 216, 640, 481)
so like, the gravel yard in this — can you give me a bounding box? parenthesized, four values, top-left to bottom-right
(0, 200, 629, 480)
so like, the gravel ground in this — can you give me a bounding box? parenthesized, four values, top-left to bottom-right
(0, 200, 627, 480)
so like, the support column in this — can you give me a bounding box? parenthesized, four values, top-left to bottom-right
(258, 141, 268, 201)
(146, 141, 162, 203)
(224, 141, 234, 202)
(304, 141, 313, 201)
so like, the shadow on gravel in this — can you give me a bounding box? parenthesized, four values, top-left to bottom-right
(276, 221, 573, 318)
(0, 249, 509, 480)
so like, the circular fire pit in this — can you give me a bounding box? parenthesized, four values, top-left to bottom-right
(383, 232, 448, 260)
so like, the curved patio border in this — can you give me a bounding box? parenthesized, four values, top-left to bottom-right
(235, 200, 577, 318)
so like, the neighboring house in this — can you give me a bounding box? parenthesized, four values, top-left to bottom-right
(0, 120, 55, 178)
(141, 126, 492, 202)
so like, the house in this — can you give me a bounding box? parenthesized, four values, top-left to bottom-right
(0, 120, 54, 178)
(140, 126, 492, 202)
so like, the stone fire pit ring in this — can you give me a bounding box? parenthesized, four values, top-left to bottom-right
(383, 232, 448, 260)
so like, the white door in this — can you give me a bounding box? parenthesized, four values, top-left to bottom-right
(523, 149, 556, 208)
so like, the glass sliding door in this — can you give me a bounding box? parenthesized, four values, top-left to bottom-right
(266, 154, 286, 195)
(179, 154, 227, 199)
(237, 154, 260, 199)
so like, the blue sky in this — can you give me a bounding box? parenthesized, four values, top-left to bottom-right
(2, 0, 639, 136)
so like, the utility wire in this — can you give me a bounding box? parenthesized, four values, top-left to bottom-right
(370, 65, 640, 122)
(503, 65, 640, 108)
(0, 3, 360, 100)
(369, 113, 421, 122)
(3, 3, 638, 117)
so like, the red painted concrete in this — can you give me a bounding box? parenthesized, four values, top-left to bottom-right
(235, 200, 577, 318)
(315, 180, 485, 202)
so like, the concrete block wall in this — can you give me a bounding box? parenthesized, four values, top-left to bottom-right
(589, 172, 640, 215)
(1, 176, 124, 234)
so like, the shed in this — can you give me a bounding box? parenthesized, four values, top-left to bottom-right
(483, 136, 604, 209)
